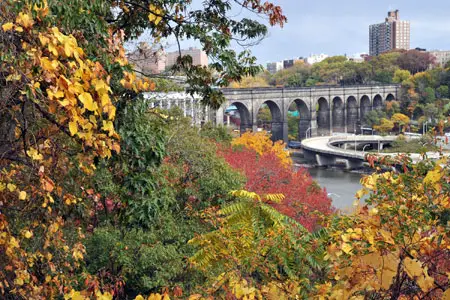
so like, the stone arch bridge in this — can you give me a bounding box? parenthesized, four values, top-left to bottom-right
(215, 85, 399, 143)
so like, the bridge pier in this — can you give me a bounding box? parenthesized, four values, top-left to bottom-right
(345, 159, 364, 170)
(283, 121, 289, 144)
(303, 149, 317, 162)
(271, 121, 285, 142)
(315, 154, 336, 167)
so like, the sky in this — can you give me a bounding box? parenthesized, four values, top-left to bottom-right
(129, 0, 450, 64)
(247, 0, 450, 63)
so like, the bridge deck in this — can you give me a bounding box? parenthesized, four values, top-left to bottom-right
(301, 135, 396, 160)
(301, 135, 441, 163)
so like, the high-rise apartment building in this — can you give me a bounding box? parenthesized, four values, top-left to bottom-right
(369, 10, 410, 56)
(266, 61, 284, 74)
(429, 50, 450, 67)
(166, 47, 208, 69)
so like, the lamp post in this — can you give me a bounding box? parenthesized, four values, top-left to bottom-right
(305, 127, 312, 139)
(423, 121, 428, 135)
(362, 144, 371, 157)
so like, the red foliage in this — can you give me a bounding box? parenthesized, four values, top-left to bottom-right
(219, 147, 332, 231)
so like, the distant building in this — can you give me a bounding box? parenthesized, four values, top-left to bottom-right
(429, 50, 450, 67)
(128, 42, 167, 74)
(306, 54, 329, 65)
(166, 47, 208, 69)
(349, 57, 364, 63)
(347, 53, 368, 63)
(266, 61, 284, 74)
(369, 10, 410, 56)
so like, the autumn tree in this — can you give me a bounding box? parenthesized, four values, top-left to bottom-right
(397, 49, 436, 74)
(373, 118, 394, 133)
(229, 75, 269, 88)
(315, 156, 450, 299)
(391, 113, 411, 132)
(0, 0, 287, 297)
(220, 131, 331, 231)
(393, 69, 411, 83)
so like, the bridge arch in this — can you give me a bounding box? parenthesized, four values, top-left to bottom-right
(360, 95, 371, 124)
(386, 93, 395, 101)
(373, 94, 383, 110)
(228, 102, 252, 134)
(288, 99, 311, 140)
(346, 96, 358, 133)
(256, 100, 283, 141)
(332, 97, 344, 133)
(317, 97, 329, 136)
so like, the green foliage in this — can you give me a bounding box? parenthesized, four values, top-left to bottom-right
(373, 118, 394, 133)
(200, 122, 233, 144)
(287, 113, 300, 140)
(383, 135, 437, 153)
(393, 69, 411, 83)
(422, 86, 436, 104)
(86, 102, 244, 295)
(363, 110, 387, 127)
(437, 85, 449, 98)
(190, 192, 329, 297)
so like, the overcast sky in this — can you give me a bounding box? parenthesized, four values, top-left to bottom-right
(130, 0, 450, 64)
(246, 0, 450, 63)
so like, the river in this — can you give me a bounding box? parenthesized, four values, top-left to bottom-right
(292, 155, 368, 210)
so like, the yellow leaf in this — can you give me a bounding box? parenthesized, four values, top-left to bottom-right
(148, 4, 163, 25)
(404, 257, 423, 278)
(69, 121, 78, 136)
(424, 167, 442, 185)
(14, 277, 24, 286)
(102, 120, 114, 134)
(341, 243, 352, 254)
(380, 268, 396, 290)
(16, 12, 34, 29)
(23, 230, 33, 239)
(48, 42, 58, 57)
(94, 79, 110, 94)
(2, 22, 14, 31)
(96, 291, 113, 300)
(27, 147, 43, 160)
(355, 188, 367, 199)
(9, 237, 19, 248)
(7, 183, 17, 192)
(78, 92, 97, 111)
(18, 190, 27, 200)
(135, 295, 145, 300)
(417, 273, 434, 292)
(72, 249, 84, 261)
(369, 207, 379, 216)
(379, 229, 395, 244)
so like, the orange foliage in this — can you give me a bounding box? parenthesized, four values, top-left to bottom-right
(231, 131, 291, 167)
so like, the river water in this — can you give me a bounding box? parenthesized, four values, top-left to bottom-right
(292, 155, 367, 210)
